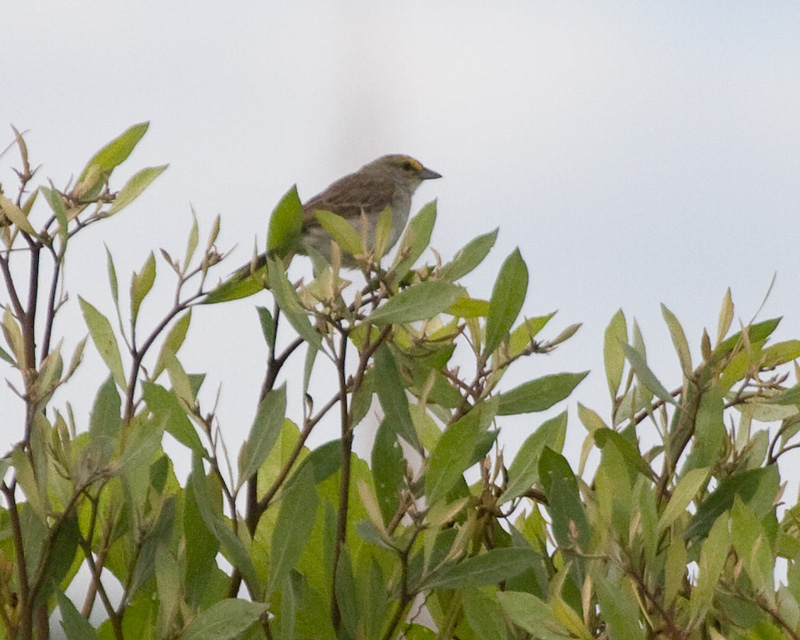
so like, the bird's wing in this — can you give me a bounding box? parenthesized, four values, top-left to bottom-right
(302, 172, 396, 229)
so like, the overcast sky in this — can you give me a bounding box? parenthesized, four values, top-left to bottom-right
(3, 2, 800, 481)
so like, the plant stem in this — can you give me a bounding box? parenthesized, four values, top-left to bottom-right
(331, 330, 351, 631)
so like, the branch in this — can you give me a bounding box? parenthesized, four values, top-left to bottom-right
(331, 330, 351, 631)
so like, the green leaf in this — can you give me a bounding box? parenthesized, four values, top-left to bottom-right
(508, 313, 556, 358)
(189, 456, 261, 595)
(502, 412, 567, 504)
(155, 545, 181, 632)
(685, 466, 777, 539)
(362, 561, 388, 640)
(0, 343, 15, 366)
(109, 165, 168, 215)
(303, 344, 318, 401)
(152, 310, 192, 380)
(594, 569, 646, 640)
(162, 348, 194, 405)
(368, 281, 464, 325)
(730, 497, 774, 594)
(57, 589, 98, 640)
(313, 209, 364, 257)
(446, 296, 490, 318)
(714, 317, 781, 359)
(439, 228, 498, 281)
(496, 372, 588, 416)
(267, 185, 304, 255)
(422, 548, 537, 589)
(117, 414, 164, 475)
(426, 409, 486, 505)
(2, 307, 24, 366)
(765, 383, 800, 407)
(539, 448, 591, 550)
(578, 403, 608, 433)
(37, 514, 80, 606)
(256, 306, 275, 350)
(484, 248, 528, 355)
(268, 463, 318, 594)
(761, 340, 800, 368)
(267, 256, 322, 349)
(130, 251, 156, 323)
(661, 303, 692, 376)
(334, 547, 359, 637)
(620, 342, 676, 406)
(184, 208, 200, 272)
(105, 246, 120, 310)
(142, 383, 205, 454)
(373, 206, 393, 259)
(371, 418, 405, 524)
(593, 428, 653, 479)
(278, 573, 296, 640)
(716, 288, 734, 345)
(41, 185, 69, 245)
(392, 200, 437, 276)
(78, 122, 149, 182)
(79, 296, 126, 388)
(603, 309, 627, 399)
(663, 531, 687, 606)
(183, 469, 220, 609)
(89, 376, 121, 461)
(203, 270, 267, 304)
(691, 388, 726, 467)
(178, 599, 269, 640)
(691, 513, 730, 619)
(237, 385, 286, 491)
(76, 123, 149, 200)
(373, 345, 420, 449)
(463, 588, 508, 640)
(658, 467, 709, 533)
(0, 191, 37, 235)
(497, 591, 569, 640)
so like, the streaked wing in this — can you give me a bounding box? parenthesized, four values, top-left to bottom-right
(302, 172, 396, 229)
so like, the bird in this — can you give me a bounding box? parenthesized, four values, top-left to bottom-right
(207, 154, 441, 302)
(296, 154, 441, 264)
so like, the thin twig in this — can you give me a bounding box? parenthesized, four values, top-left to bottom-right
(331, 330, 351, 631)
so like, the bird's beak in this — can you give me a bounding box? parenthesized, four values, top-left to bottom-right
(419, 167, 442, 180)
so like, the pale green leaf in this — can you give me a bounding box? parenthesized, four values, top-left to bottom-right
(79, 297, 126, 388)
(178, 599, 269, 640)
(0, 191, 36, 235)
(314, 209, 364, 257)
(237, 385, 286, 491)
(368, 281, 464, 325)
(658, 467, 709, 532)
(497, 372, 588, 415)
(130, 251, 156, 323)
(109, 165, 168, 214)
(620, 342, 676, 406)
(661, 303, 692, 376)
(604, 309, 627, 399)
(439, 227, 498, 282)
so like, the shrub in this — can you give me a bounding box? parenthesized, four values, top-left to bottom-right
(0, 124, 798, 640)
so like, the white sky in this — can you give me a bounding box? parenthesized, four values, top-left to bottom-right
(3, 2, 800, 482)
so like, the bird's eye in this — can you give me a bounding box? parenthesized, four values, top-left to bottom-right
(402, 161, 414, 171)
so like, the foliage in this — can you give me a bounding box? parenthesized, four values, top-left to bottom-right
(0, 124, 798, 640)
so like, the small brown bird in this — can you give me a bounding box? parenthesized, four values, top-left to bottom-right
(296, 154, 441, 263)
(214, 154, 440, 300)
